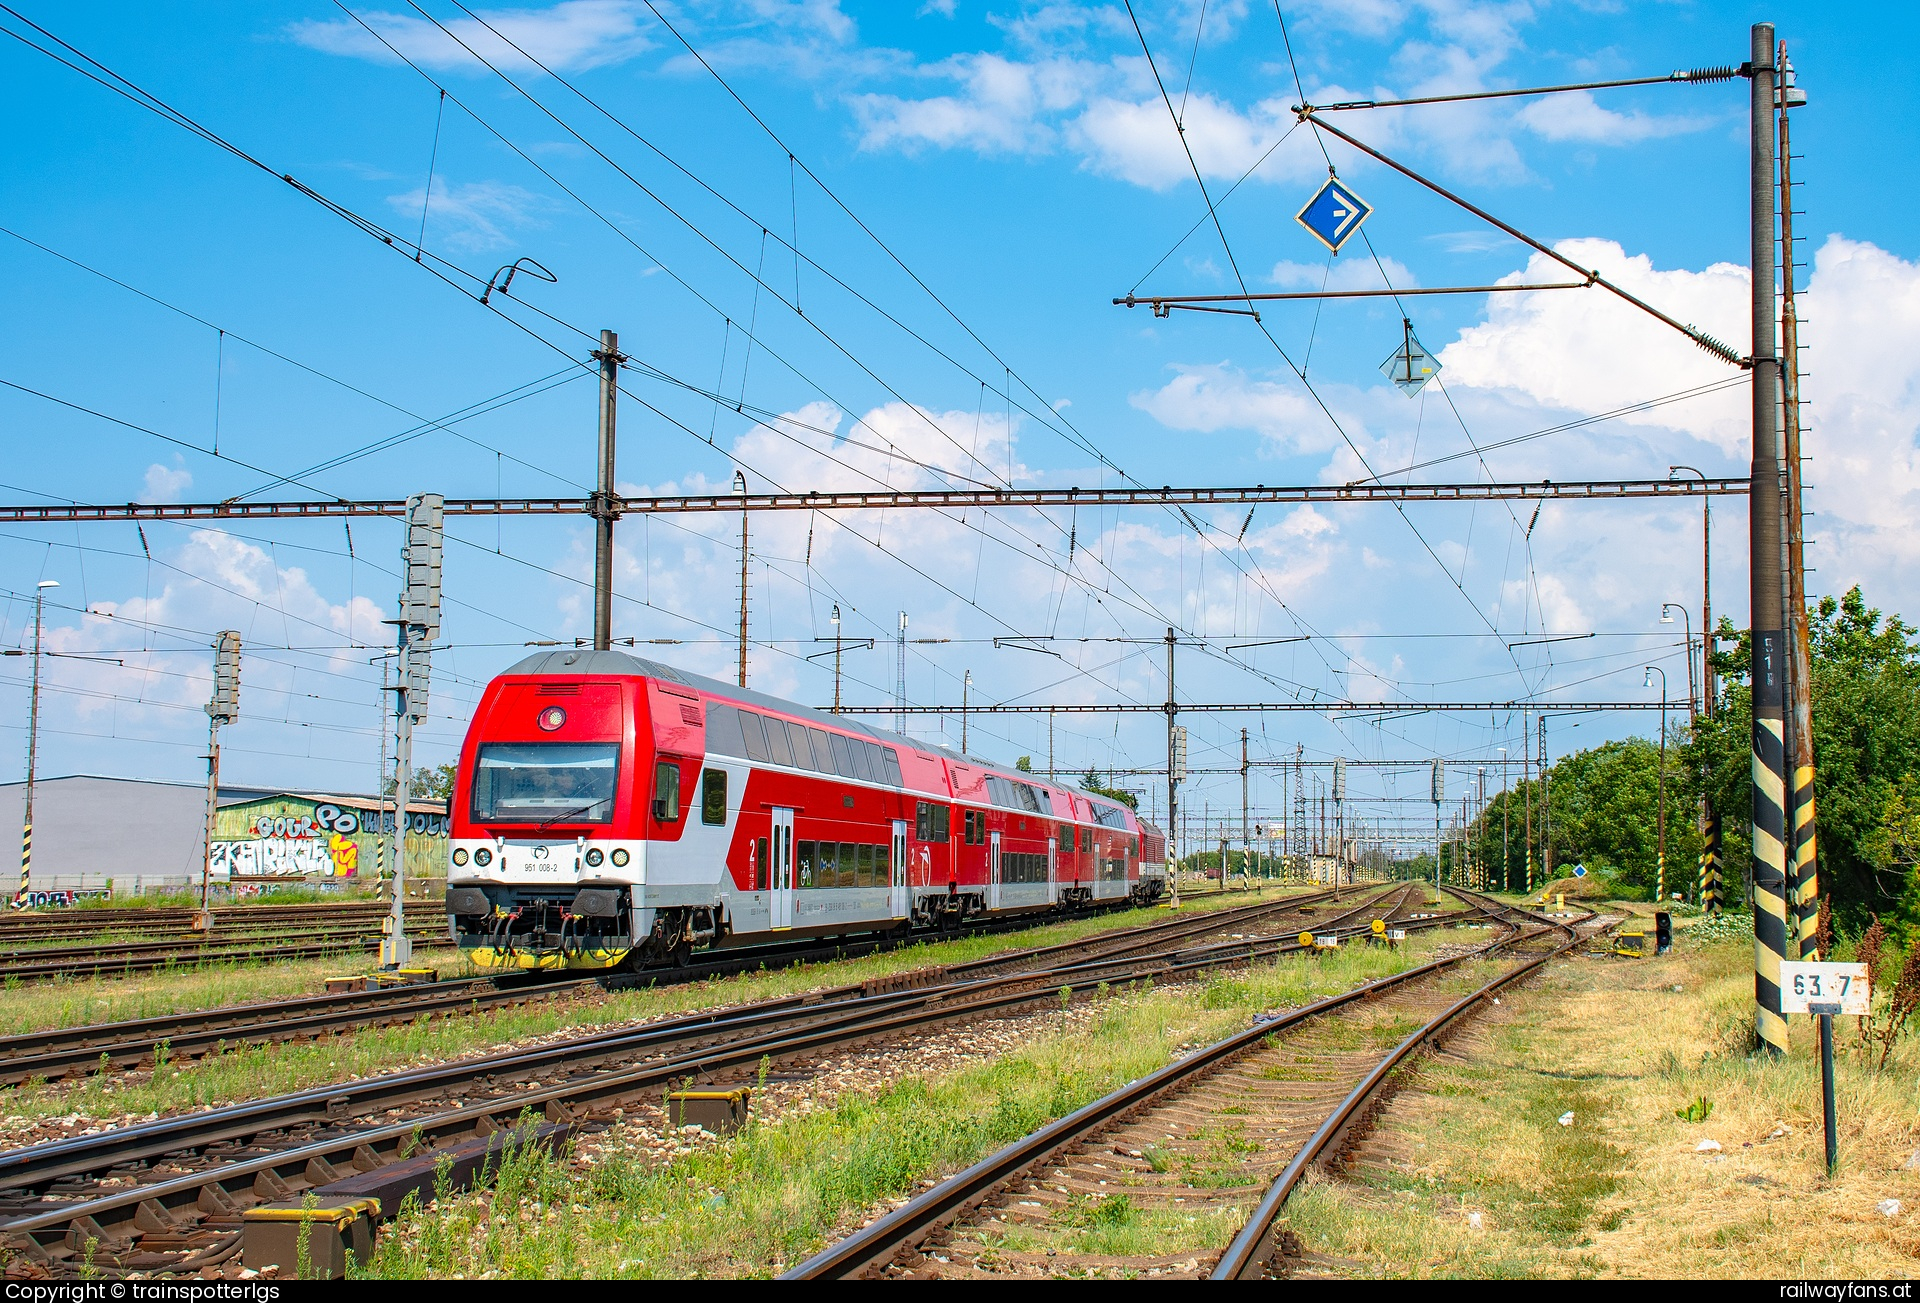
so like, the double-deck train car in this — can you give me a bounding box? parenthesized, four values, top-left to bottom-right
(444, 649, 1164, 970)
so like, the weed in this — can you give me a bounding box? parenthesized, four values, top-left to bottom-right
(1673, 1096, 1712, 1124)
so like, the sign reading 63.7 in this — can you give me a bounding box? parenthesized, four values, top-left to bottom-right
(1779, 961, 1871, 1015)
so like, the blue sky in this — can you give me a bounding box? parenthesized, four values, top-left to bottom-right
(2, 0, 1915, 852)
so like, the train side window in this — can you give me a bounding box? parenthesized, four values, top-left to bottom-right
(705, 704, 745, 758)
(805, 726, 834, 774)
(880, 748, 903, 787)
(763, 716, 794, 767)
(790, 722, 821, 771)
(739, 711, 769, 763)
(934, 804, 950, 841)
(754, 837, 769, 891)
(797, 840, 817, 888)
(861, 741, 884, 782)
(876, 840, 891, 883)
(857, 844, 876, 887)
(652, 761, 681, 821)
(829, 732, 857, 778)
(700, 769, 727, 825)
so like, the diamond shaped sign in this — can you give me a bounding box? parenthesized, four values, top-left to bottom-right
(1380, 329, 1440, 396)
(1295, 176, 1373, 253)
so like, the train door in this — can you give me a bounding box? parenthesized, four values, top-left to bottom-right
(770, 807, 795, 929)
(890, 819, 909, 919)
(1047, 834, 1058, 905)
(988, 830, 1002, 911)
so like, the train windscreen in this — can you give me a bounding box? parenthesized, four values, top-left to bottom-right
(470, 743, 620, 824)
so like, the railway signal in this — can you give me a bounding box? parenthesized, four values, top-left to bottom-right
(198, 631, 241, 926)
(385, 492, 443, 971)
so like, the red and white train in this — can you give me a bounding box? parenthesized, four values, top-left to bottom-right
(444, 649, 1166, 971)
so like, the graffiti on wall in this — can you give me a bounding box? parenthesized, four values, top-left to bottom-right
(210, 799, 444, 879)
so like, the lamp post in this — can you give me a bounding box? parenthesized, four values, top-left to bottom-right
(1646, 665, 1669, 903)
(961, 670, 972, 753)
(1498, 746, 1509, 893)
(1662, 602, 1697, 719)
(15, 579, 57, 905)
(830, 605, 843, 713)
(733, 470, 748, 688)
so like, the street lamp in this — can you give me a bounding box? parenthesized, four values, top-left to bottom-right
(1661, 602, 1698, 720)
(961, 670, 972, 753)
(830, 605, 842, 713)
(733, 470, 748, 688)
(15, 580, 57, 905)
(1498, 746, 1509, 894)
(1645, 665, 1668, 903)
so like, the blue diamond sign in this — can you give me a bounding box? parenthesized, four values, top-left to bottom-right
(1572, 865, 1588, 878)
(1296, 176, 1373, 253)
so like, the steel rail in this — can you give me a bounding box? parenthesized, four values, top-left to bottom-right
(781, 894, 1544, 1280)
(0, 891, 1389, 1196)
(2, 929, 452, 983)
(1212, 896, 1595, 1278)
(0, 888, 1427, 1259)
(0, 478, 1746, 524)
(0, 888, 1245, 1081)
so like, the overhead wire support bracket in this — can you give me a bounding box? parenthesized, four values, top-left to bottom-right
(1296, 66, 1739, 115)
(1292, 110, 1749, 369)
(1115, 283, 1587, 314)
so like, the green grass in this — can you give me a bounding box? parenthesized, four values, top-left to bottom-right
(359, 926, 1465, 1279)
(0, 889, 1317, 1124)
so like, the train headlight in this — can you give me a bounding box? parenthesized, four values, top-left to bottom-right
(610, 848, 630, 868)
(475, 847, 493, 867)
(537, 706, 567, 732)
(451, 848, 469, 867)
(585, 847, 604, 868)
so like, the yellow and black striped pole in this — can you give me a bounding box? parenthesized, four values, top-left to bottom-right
(1698, 808, 1722, 914)
(1791, 769, 1818, 956)
(1746, 23, 1790, 1058)
(13, 821, 29, 909)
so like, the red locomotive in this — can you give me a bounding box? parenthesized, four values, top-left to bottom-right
(444, 649, 1166, 970)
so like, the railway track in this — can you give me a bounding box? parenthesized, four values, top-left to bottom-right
(0, 883, 1448, 1274)
(1, 926, 454, 983)
(0, 885, 1311, 1083)
(784, 893, 1602, 1280)
(0, 901, 393, 942)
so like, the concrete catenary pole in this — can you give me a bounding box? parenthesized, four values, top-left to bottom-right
(1165, 628, 1179, 907)
(591, 330, 621, 653)
(1747, 22, 1791, 1058)
(1778, 77, 1820, 958)
(15, 579, 56, 905)
(736, 472, 750, 686)
(1430, 759, 1444, 889)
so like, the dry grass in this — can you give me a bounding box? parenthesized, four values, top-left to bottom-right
(360, 924, 1472, 1278)
(0, 888, 1312, 1125)
(1281, 917, 1920, 1278)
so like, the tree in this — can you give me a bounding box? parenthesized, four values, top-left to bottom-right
(1681, 585, 1920, 930)
(1014, 756, 1032, 773)
(1080, 769, 1138, 811)
(387, 762, 456, 805)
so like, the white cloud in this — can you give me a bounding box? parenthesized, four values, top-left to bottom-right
(918, 0, 957, 15)
(289, 1, 653, 73)
(1516, 90, 1711, 145)
(142, 463, 192, 503)
(1437, 238, 1751, 455)
(1130, 361, 1384, 464)
(389, 178, 553, 252)
(851, 55, 1096, 154)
